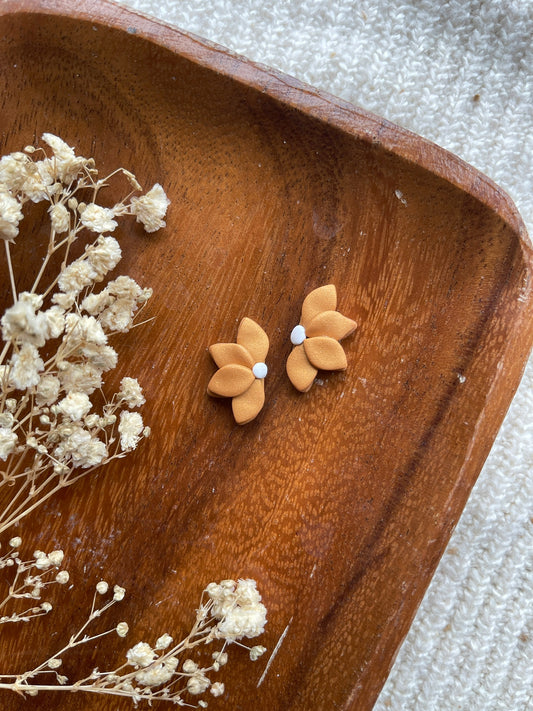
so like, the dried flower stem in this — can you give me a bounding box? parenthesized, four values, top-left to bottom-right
(0, 538, 68, 625)
(0, 134, 168, 533)
(0, 449, 126, 535)
(3, 241, 16, 302)
(0, 579, 267, 706)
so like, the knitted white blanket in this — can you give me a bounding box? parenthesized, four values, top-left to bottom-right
(117, 2, 533, 709)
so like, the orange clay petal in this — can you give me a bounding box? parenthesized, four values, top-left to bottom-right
(286, 344, 318, 392)
(207, 364, 255, 398)
(237, 317, 269, 362)
(232, 378, 265, 425)
(209, 343, 254, 369)
(304, 336, 347, 371)
(305, 310, 357, 340)
(301, 284, 337, 327)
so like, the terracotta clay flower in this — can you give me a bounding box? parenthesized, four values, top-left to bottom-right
(286, 284, 356, 392)
(207, 318, 269, 424)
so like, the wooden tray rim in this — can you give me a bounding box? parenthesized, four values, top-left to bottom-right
(1, 0, 532, 257)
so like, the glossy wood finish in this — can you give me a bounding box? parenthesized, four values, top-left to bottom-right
(0, 2, 532, 710)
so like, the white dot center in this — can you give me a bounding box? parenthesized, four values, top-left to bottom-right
(252, 362, 268, 379)
(290, 324, 306, 345)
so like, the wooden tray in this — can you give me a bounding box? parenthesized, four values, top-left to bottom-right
(1, 1, 532, 709)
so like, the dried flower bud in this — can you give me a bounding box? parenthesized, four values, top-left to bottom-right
(116, 622, 129, 638)
(8, 536, 22, 549)
(35, 556, 52, 570)
(55, 570, 69, 585)
(130, 183, 170, 233)
(210, 681, 225, 697)
(47, 658, 62, 669)
(155, 633, 173, 650)
(113, 585, 126, 601)
(187, 673, 210, 695)
(41, 601, 53, 612)
(250, 645, 267, 661)
(84, 414, 100, 428)
(212, 651, 228, 666)
(122, 169, 141, 190)
(0, 412, 14, 428)
(182, 659, 198, 674)
(96, 581, 109, 595)
(48, 550, 64, 566)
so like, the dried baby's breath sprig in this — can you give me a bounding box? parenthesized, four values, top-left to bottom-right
(0, 537, 68, 624)
(0, 578, 267, 707)
(0, 137, 269, 707)
(0, 134, 169, 534)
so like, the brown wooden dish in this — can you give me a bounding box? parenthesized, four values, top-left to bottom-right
(0, 1, 532, 709)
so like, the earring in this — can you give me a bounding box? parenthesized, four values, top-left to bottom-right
(207, 317, 269, 424)
(286, 284, 357, 392)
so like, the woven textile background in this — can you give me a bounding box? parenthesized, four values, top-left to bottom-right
(116, 2, 533, 709)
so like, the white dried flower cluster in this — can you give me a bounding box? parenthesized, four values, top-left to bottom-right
(0, 137, 267, 709)
(109, 579, 266, 704)
(80, 203, 118, 234)
(0, 189, 24, 241)
(118, 411, 145, 451)
(126, 641, 180, 687)
(0, 134, 169, 243)
(205, 578, 268, 641)
(0, 538, 68, 625)
(129, 184, 170, 233)
(0, 134, 168, 533)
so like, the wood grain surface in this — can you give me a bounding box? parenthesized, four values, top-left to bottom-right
(0, 1, 532, 710)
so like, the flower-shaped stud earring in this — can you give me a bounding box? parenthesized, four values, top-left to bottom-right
(286, 284, 357, 392)
(207, 318, 269, 424)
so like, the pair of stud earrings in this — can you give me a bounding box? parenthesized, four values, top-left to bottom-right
(207, 284, 357, 424)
